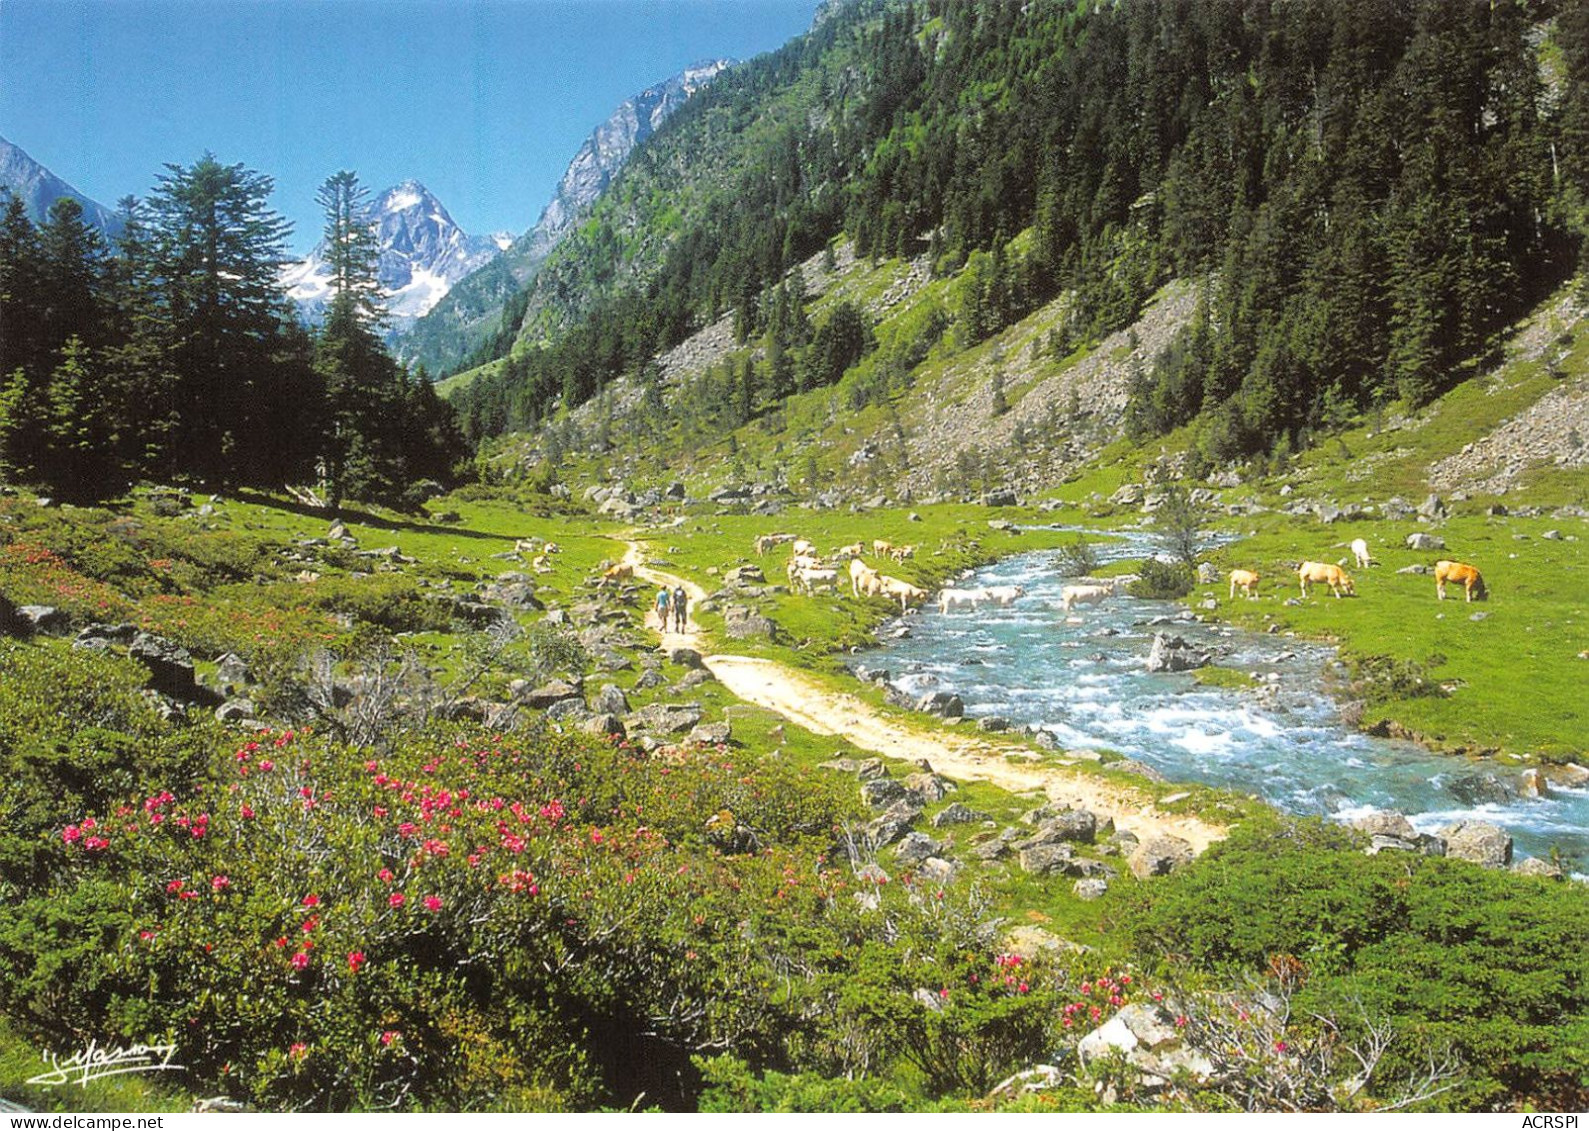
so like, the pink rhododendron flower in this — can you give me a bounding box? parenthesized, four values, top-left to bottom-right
(302, 894, 320, 907)
(347, 951, 366, 973)
(388, 893, 406, 908)
(423, 895, 442, 913)
(211, 875, 230, 891)
(290, 952, 310, 970)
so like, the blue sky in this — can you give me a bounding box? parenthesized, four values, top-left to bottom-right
(0, 0, 816, 252)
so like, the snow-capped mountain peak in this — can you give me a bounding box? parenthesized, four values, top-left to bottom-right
(281, 179, 502, 334)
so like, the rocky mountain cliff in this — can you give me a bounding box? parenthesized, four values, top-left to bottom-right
(281, 180, 507, 336)
(0, 134, 124, 238)
(394, 60, 732, 374)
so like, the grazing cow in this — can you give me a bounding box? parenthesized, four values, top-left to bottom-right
(543, 542, 561, 554)
(754, 533, 796, 556)
(791, 538, 817, 558)
(531, 554, 552, 574)
(514, 538, 539, 555)
(938, 587, 989, 614)
(786, 554, 822, 584)
(1434, 560, 1488, 602)
(1297, 561, 1354, 599)
(601, 563, 634, 584)
(850, 558, 881, 598)
(889, 544, 917, 562)
(877, 575, 929, 613)
(982, 584, 1026, 607)
(1229, 569, 1260, 600)
(834, 542, 865, 559)
(1059, 583, 1114, 612)
(795, 566, 839, 595)
(872, 539, 896, 559)
(1350, 538, 1374, 569)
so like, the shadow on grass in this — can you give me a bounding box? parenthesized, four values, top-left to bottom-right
(229, 488, 516, 544)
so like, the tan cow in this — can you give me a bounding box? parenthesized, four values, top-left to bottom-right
(872, 539, 896, 559)
(889, 544, 916, 562)
(790, 538, 817, 558)
(877, 574, 929, 613)
(1229, 569, 1260, 599)
(1297, 561, 1354, 599)
(1434, 560, 1488, 602)
(834, 542, 865, 560)
(602, 563, 634, 584)
(754, 533, 797, 556)
(849, 558, 882, 598)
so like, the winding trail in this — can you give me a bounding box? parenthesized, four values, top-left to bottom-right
(621, 540, 1224, 852)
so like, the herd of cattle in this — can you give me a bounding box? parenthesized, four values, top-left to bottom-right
(741, 532, 1491, 619)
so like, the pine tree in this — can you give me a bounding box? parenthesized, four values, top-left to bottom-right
(147, 154, 295, 482)
(316, 171, 384, 332)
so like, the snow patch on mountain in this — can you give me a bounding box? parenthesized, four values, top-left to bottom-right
(281, 179, 501, 336)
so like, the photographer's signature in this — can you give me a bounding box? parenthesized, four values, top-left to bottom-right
(26, 1040, 184, 1087)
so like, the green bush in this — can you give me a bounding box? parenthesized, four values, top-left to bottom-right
(1126, 559, 1194, 600)
(1122, 819, 1589, 1109)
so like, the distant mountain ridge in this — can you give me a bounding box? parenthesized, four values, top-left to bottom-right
(394, 59, 733, 374)
(0, 134, 124, 238)
(280, 180, 507, 336)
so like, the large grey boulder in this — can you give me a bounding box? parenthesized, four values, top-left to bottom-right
(861, 778, 909, 809)
(1146, 634, 1211, 673)
(903, 772, 954, 803)
(914, 690, 965, 717)
(1128, 835, 1195, 879)
(931, 802, 988, 827)
(1406, 532, 1446, 551)
(1077, 1004, 1214, 1087)
(72, 622, 139, 652)
(17, 605, 70, 636)
(522, 679, 583, 710)
(592, 684, 630, 716)
(1440, 821, 1513, 869)
(1447, 773, 1517, 807)
(627, 703, 704, 735)
(129, 631, 205, 701)
(582, 713, 626, 739)
(723, 606, 780, 640)
(893, 832, 944, 867)
(1019, 842, 1077, 876)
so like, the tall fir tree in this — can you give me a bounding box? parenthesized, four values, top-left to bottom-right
(147, 154, 297, 483)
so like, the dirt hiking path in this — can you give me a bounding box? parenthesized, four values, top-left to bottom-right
(622, 540, 1224, 852)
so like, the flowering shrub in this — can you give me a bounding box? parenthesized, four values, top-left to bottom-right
(7, 721, 885, 1109)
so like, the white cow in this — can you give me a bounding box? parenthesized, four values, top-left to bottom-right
(791, 538, 817, 558)
(938, 587, 989, 614)
(849, 558, 882, 597)
(1059, 583, 1114, 612)
(795, 567, 839, 594)
(982, 584, 1026, 607)
(1350, 538, 1374, 569)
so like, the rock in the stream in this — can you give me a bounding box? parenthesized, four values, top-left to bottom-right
(1145, 633, 1211, 673)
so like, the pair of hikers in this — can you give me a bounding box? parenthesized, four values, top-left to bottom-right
(654, 584, 687, 632)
